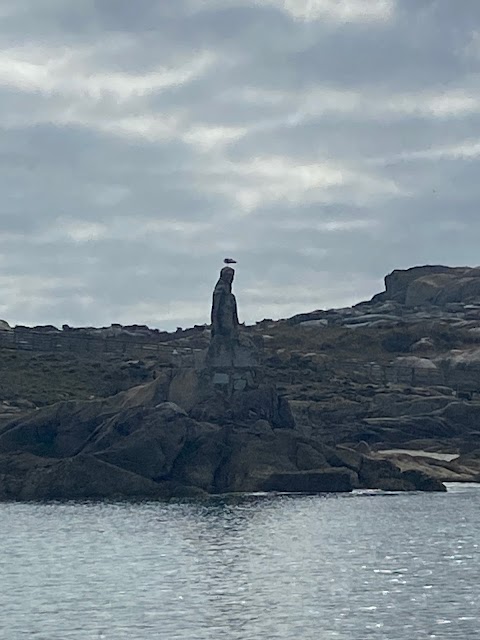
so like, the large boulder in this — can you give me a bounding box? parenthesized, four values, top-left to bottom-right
(405, 274, 457, 306)
(358, 455, 446, 491)
(400, 469, 447, 492)
(171, 429, 228, 492)
(82, 403, 191, 481)
(456, 449, 480, 474)
(171, 427, 304, 493)
(0, 400, 114, 458)
(392, 357, 442, 385)
(358, 455, 402, 486)
(376, 451, 478, 482)
(0, 453, 172, 501)
(438, 349, 480, 390)
(0, 376, 171, 459)
(168, 369, 202, 411)
(436, 273, 480, 305)
(215, 429, 300, 492)
(296, 442, 328, 470)
(375, 265, 480, 307)
(381, 266, 463, 304)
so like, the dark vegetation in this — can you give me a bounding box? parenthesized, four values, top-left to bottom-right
(0, 349, 157, 408)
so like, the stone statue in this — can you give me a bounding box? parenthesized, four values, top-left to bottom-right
(206, 265, 259, 371)
(211, 266, 239, 339)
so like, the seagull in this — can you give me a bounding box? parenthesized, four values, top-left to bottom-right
(223, 258, 237, 264)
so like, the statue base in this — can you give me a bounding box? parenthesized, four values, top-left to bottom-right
(167, 340, 294, 429)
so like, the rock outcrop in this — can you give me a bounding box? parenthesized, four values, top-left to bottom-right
(374, 265, 480, 307)
(0, 452, 174, 501)
(4, 262, 480, 500)
(0, 378, 446, 499)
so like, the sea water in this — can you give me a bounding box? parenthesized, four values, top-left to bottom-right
(1, 485, 479, 639)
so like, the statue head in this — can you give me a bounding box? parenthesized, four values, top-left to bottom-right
(219, 266, 235, 286)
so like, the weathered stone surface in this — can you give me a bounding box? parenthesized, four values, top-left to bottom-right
(0, 453, 171, 501)
(371, 472, 445, 492)
(400, 469, 447, 492)
(331, 446, 363, 471)
(230, 387, 295, 428)
(373, 265, 480, 308)
(83, 403, 190, 481)
(436, 273, 480, 305)
(0, 400, 113, 458)
(357, 453, 447, 490)
(172, 427, 306, 493)
(376, 451, 477, 482)
(0, 375, 458, 499)
(0, 376, 170, 459)
(405, 274, 457, 306)
(370, 394, 453, 418)
(188, 383, 295, 428)
(456, 449, 480, 475)
(381, 266, 468, 304)
(395, 356, 438, 370)
(170, 424, 228, 492)
(167, 264, 293, 436)
(358, 455, 402, 487)
(361, 414, 459, 442)
(263, 469, 354, 493)
(168, 369, 201, 411)
(296, 442, 328, 470)
(355, 441, 372, 455)
(373, 477, 418, 491)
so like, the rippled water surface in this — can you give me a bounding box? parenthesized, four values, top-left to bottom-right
(1, 486, 480, 639)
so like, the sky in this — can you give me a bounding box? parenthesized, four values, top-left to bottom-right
(1, 0, 480, 330)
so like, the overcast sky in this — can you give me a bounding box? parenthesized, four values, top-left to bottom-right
(1, 0, 479, 330)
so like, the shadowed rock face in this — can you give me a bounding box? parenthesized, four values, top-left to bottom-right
(0, 368, 455, 500)
(263, 469, 355, 493)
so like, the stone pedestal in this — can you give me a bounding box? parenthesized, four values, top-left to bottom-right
(204, 331, 262, 393)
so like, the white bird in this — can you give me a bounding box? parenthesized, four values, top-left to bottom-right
(223, 258, 237, 264)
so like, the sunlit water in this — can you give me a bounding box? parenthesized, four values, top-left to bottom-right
(1, 486, 479, 640)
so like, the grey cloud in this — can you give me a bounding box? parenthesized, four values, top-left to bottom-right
(1, 0, 480, 328)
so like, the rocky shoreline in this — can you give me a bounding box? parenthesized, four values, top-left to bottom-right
(0, 378, 450, 501)
(1, 264, 480, 500)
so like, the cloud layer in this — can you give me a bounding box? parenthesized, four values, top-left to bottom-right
(1, 0, 480, 328)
